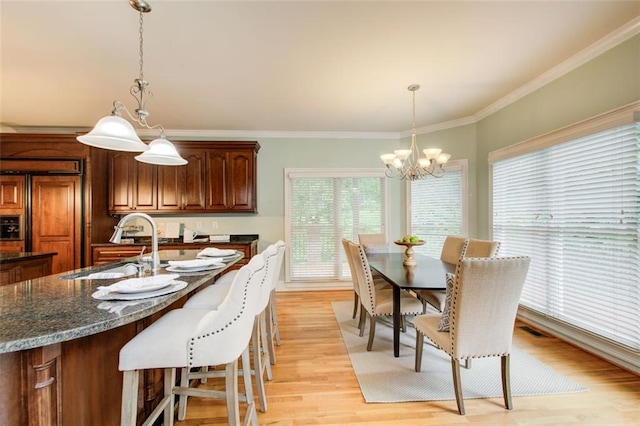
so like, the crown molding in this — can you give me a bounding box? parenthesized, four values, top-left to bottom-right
(158, 129, 400, 140)
(475, 15, 640, 122)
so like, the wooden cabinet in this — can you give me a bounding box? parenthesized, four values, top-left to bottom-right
(207, 148, 257, 212)
(108, 141, 259, 214)
(157, 148, 206, 211)
(0, 175, 25, 210)
(109, 152, 157, 212)
(0, 253, 55, 286)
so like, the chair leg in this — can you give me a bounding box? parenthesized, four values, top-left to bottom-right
(352, 292, 359, 319)
(225, 360, 241, 426)
(252, 318, 268, 412)
(451, 358, 465, 415)
(177, 367, 189, 421)
(259, 311, 273, 380)
(163, 368, 176, 425)
(501, 354, 513, 410)
(265, 292, 277, 365)
(415, 332, 424, 372)
(120, 370, 139, 426)
(358, 306, 366, 336)
(366, 315, 376, 351)
(241, 346, 254, 404)
(401, 315, 407, 332)
(464, 358, 472, 369)
(270, 290, 281, 346)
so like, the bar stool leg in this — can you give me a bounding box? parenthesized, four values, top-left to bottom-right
(225, 360, 240, 426)
(252, 318, 268, 412)
(121, 370, 139, 426)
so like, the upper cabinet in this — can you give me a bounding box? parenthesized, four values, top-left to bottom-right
(108, 141, 259, 214)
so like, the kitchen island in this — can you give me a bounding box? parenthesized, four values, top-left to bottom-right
(0, 249, 242, 426)
(0, 251, 57, 286)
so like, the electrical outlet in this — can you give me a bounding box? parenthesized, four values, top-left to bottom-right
(212, 221, 218, 230)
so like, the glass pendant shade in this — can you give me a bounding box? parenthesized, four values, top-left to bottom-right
(135, 138, 187, 165)
(77, 116, 149, 152)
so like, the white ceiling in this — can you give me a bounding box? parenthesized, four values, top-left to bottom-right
(1, 1, 639, 137)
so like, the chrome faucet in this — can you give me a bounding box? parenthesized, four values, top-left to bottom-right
(109, 212, 160, 271)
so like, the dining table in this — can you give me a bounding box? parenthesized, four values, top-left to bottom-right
(367, 252, 455, 357)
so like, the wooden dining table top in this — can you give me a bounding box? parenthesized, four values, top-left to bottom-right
(366, 252, 455, 291)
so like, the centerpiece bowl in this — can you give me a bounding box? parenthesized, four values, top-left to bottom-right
(394, 240, 425, 266)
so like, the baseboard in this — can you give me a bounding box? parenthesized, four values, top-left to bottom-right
(517, 306, 640, 375)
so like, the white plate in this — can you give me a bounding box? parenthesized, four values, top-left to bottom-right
(98, 274, 180, 294)
(165, 264, 225, 273)
(168, 259, 223, 269)
(92, 281, 188, 301)
(197, 248, 240, 258)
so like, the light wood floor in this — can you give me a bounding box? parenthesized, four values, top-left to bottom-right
(182, 290, 640, 425)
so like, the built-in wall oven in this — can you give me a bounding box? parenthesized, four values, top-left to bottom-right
(0, 215, 22, 240)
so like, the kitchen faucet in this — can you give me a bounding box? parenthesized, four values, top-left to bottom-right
(109, 213, 160, 271)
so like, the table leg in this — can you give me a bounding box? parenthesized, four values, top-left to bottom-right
(392, 285, 400, 357)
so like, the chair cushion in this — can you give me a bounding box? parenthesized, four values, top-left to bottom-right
(437, 273, 455, 332)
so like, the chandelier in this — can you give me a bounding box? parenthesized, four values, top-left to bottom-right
(381, 84, 450, 180)
(76, 0, 187, 166)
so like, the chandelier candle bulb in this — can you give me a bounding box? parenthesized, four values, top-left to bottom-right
(381, 84, 451, 181)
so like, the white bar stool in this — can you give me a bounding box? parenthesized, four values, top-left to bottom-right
(118, 256, 266, 426)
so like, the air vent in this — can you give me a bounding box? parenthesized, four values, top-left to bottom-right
(519, 325, 547, 337)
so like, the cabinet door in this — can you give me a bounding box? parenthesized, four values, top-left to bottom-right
(227, 150, 256, 212)
(31, 175, 81, 273)
(158, 149, 206, 211)
(0, 175, 25, 210)
(206, 149, 257, 212)
(109, 153, 156, 213)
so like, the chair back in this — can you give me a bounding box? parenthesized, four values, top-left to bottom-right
(342, 238, 360, 297)
(440, 236, 468, 264)
(358, 233, 388, 254)
(189, 254, 266, 367)
(256, 244, 279, 313)
(270, 240, 286, 290)
(347, 240, 377, 315)
(450, 256, 530, 360)
(464, 238, 500, 258)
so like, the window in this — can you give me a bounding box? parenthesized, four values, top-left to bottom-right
(408, 160, 468, 257)
(284, 169, 387, 282)
(491, 115, 640, 352)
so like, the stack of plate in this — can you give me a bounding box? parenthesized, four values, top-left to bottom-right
(166, 258, 226, 273)
(92, 274, 186, 301)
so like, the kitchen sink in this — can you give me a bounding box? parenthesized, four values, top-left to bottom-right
(60, 263, 142, 280)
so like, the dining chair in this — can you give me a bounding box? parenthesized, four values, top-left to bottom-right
(347, 240, 424, 350)
(412, 256, 531, 415)
(358, 233, 388, 254)
(119, 255, 266, 426)
(464, 238, 500, 258)
(416, 236, 469, 312)
(265, 240, 286, 365)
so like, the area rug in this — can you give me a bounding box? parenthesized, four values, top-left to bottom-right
(332, 301, 587, 403)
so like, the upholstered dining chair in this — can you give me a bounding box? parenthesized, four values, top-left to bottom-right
(464, 238, 500, 258)
(416, 236, 469, 312)
(347, 240, 424, 350)
(119, 255, 266, 426)
(358, 233, 388, 254)
(412, 256, 531, 415)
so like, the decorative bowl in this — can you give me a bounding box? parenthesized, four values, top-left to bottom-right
(393, 240, 425, 266)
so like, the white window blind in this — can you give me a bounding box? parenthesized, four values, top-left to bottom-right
(492, 123, 640, 350)
(409, 160, 467, 257)
(285, 169, 387, 282)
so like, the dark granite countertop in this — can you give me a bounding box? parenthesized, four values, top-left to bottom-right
(0, 252, 58, 264)
(0, 249, 242, 354)
(91, 234, 259, 247)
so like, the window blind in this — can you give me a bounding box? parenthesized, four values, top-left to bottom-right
(286, 170, 387, 282)
(492, 123, 640, 350)
(409, 161, 467, 257)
